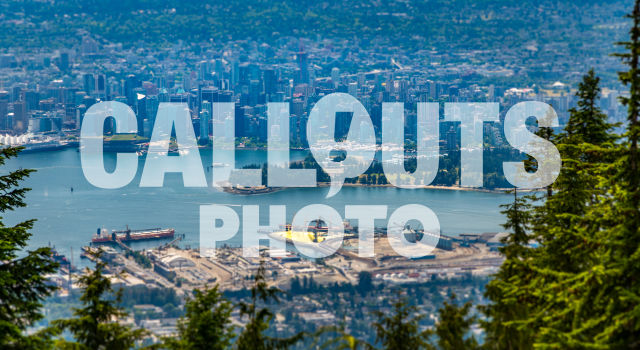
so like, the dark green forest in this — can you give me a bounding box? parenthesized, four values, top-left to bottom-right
(0, 0, 630, 51)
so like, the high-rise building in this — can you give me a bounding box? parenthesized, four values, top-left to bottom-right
(488, 84, 495, 101)
(249, 80, 261, 106)
(0, 91, 8, 131)
(96, 74, 107, 98)
(218, 91, 233, 103)
(291, 99, 304, 118)
(76, 105, 87, 130)
(25, 91, 39, 111)
(83, 74, 95, 95)
(197, 60, 210, 81)
(214, 59, 224, 81)
(446, 125, 458, 151)
(331, 67, 340, 88)
(290, 114, 300, 145)
(263, 68, 277, 97)
(335, 111, 351, 142)
(231, 60, 240, 88)
(235, 104, 246, 137)
(146, 96, 159, 129)
(134, 93, 146, 136)
(201, 87, 219, 108)
(200, 101, 211, 142)
(428, 80, 438, 100)
(348, 82, 358, 98)
(154, 75, 167, 90)
(57, 52, 70, 72)
(12, 100, 27, 133)
(124, 75, 139, 106)
(11, 86, 22, 103)
(296, 51, 309, 85)
(158, 89, 170, 103)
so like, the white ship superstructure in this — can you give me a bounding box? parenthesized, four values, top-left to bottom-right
(0, 133, 66, 152)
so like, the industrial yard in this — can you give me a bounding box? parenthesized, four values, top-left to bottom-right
(41, 231, 507, 339)
(48, 231, 507, 297)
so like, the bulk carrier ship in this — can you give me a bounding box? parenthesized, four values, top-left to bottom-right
(91, 226, 175, 244)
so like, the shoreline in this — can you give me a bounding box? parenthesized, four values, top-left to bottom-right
(316, 182, 539, 194)
(19, 147, 539, 194)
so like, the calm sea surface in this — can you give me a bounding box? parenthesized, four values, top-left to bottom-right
(4, 148, 511, 263)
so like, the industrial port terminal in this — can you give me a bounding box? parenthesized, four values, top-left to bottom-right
(50, 224, 507, 298)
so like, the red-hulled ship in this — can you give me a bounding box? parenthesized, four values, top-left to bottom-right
(92, 226, 175, 244)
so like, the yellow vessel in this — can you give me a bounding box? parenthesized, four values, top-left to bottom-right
(270, 229, 327, 244)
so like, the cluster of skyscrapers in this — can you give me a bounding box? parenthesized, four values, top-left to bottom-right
(0, 36, 628, 149)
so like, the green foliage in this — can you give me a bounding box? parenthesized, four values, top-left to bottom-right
(371, 297, 434, 350)
(107, 134, 149, 142)
(552, 0, 640, 346)
(0, 0, 627, 71)
(119, 285, 180, 309)
(0, 146, 60, 349)
(482, 68, 621, 349)
(564, 70, 618, 146)
(313, 321, 373, 350)
(435, 293, 478, 350)
(481, 189, 536, 350)
(522, 5, 640, 347)
(125, 250, 152, 269)
(499, 190, 534, 259)
(482, 1, 640, 347)
(235, 263, 304, 350)
(164, 286, 234, 350)
(53, 251, 147, 350)
(356, 271, 373, 296)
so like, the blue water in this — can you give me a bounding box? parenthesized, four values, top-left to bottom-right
(3, 148, 511, 263)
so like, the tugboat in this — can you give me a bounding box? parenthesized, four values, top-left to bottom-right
(222, 185, 282, 195)
(50, 247, 71, 268)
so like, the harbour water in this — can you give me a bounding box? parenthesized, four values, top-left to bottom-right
(4, 148, 512, 264)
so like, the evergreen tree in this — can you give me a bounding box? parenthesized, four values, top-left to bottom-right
(483, 68, 620, 349)
(524, 126, 555, 198)
(371, 297, 433, 350)
(235, 263, 303, 350)
(53, 251, 146, 349)
(613, 0, 640, 267)
(600, 2, 640, 346)
(0, 146, 59, 349)
(504, 2, 640, 347)
(164, 285, 235, 350)
(356, 271, 373, 296)
(532, 69, 617, 275)
(563, 70, 618, 146)
(553, 0, 640, 346)
(481, 189, 535, 350)
(434, 293, 477, 350)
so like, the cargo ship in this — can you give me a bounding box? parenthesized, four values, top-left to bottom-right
(91, 226, 175, 244)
